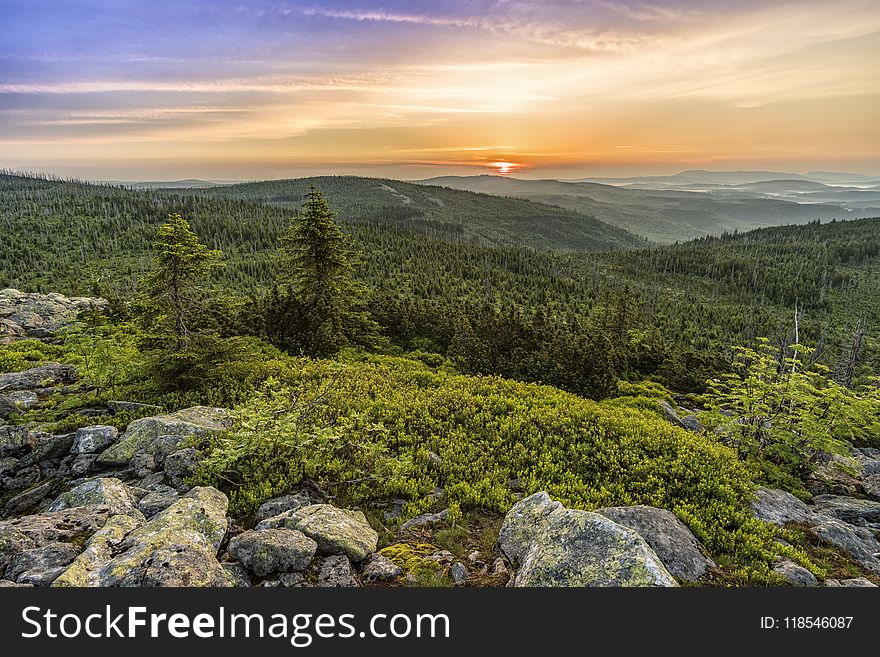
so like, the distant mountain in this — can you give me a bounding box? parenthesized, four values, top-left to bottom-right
(171, 175, 645, 252)
(126, 179, 229, 189)
(420, 174, 880, 244)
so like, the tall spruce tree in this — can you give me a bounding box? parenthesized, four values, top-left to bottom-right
(278, 186, 380, 355)
(143, 213, 222, 350)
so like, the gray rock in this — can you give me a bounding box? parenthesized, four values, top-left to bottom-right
(0, 424, 38, 457)
(96, 406, 229, 466)
(659, 401, 685, 427)
(450, 561, 469, 585)
(0, 363, 77, 391)
(0, 579, 32, 587)
(360, 554, 404, 583)
(72, 425, 118, 454)
(163, 447, 202, 489)
(316, 555, 360, 587)
(501, 492, 677, 587)
(772, 559, 818, 587)
(825, 577, 877, 587)
(70, 454, 98, 477)
(383, 498, 406, 522)
(228, 528, 317, 577)
(679, 415, 704, 432)
(48, 478, 138, 517)
(4, 390, 39, 412)
(0, 506, 110, 550)
(4, 479, 61, 517)
(863, 474, 880, 502)
(94, 487, 232, 587)
(254, 493, 313, 523)
(53, 513, 145, 587)
(399, 508, 450, 532)
(0, 457, 18, 476)
(6, 543, 81, 586)
(137, 489, 180, 518)
(0, 289, 106, 340)
(4, 463, 40, 490)
(808, 453, 865, 496)
(0, 396, 17, 419)
(261, 572, 310, 587)
(751, 487, 817, 526)
(597, 505, 715, 582)
(221, 561, 252, 587)
(813, 495, 880, 526)
(129, 453, 156, 478)
(23, 433, 74, 464)
(259, 504, 378, 563)
(809, 518, 880, 574)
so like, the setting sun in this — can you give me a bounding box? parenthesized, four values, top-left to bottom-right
(490, 161, 519, 175)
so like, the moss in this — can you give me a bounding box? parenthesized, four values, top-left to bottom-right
(379, 542, 443, 581)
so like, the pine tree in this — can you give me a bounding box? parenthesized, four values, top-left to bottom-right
(143, 213, 222, 349)
(278, 186, 381, 355)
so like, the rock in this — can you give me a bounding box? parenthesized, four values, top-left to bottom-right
(23, 433, 74, 464)
(0, 289, 106, 340)
(0, 506, 110, 548)
(809, 518, 880, 574)
(221, 561, 252, 587)
(4, 463, 40, 490)
(107, 401, 162, 414)
(500, 492, 677, 587)
(360, 554, 404, 583)
(130, 453, 156, 478)
(72, 425, 118, 454)
(383, 498, 406, 522)
(772, 559, 818, 587)
(227, 528, 317, 577)
(96, 406, 229, 466)
(163, 447, 202, 489)
(825, 577, 877, 587)
(4, 479, 61, 517)
(498, 492, 562, 565)
(70, 454, 98, 477)
(6, 543, 81, 586)
(3, 390, 39, 412)
(137, 489, 180, 518)
(750, 487, 816, 526)
(0, 424, 38, 457)
(659, 401, 685, 427)
(0, 363, 77, 391)
(0, 457, 18, 476)
(53, 514, 145, 587)
(597, 505, 715, 582)
(0, 579, 32, 587)
(315, 555, 360, 587)
(808, 453, 865, 496)
(0, 396, 17, 419)
(254, 493, 313, 523)
(48, 478, 138, 517)
(0, 527, 35, 577)
(261, 572, 310, 587)
(399, 509, 450, 532)
(450, 561, 469, 585)
(94, 486, 232, 587)
(259, 504, 378, 563)
(812, 495, 880, 526)
(491, 557, 510, 579)
(679, 415, 704, 432)
(864, 475, 880, 502)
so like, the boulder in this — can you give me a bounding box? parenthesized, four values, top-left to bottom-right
(360, 554, 404, 583)
(47, 477, 138, 517)
(94, 487, 232, 587)
(163, 447, 202, 489)
(0, 505, 110, 548)
(825, 578, 877, 587)
(69, 454, 98, 477)
(809, 518, 880, 574)
(53, 513, 145, 587)
(812, 495, 880, 526)
(227, 528, 317, 577)
(4, 479, 61, 517)
(0, 424, 38, 457)
(863, 475, 880, 502)
(259, 504, 378, 562)
(0, 363, 77, 391)
(450, 561, 469, 585)
(96, 406, 229, 466)
(750, 487, 817, 526)
(315, 555, 360, 587)
(72, 426, 119, 454)
(6, 543, 81, 586)
(137, 488, 180, 518)
(254, 493, 313, 523)
(808, 453, 865, 496)
(399, 509, 450, 532)
(500, 492, 677, 587)
(772, 559, 818, 587)
(597, 505, 715, 582)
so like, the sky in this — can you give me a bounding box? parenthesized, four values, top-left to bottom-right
(0, 0, 878, 181)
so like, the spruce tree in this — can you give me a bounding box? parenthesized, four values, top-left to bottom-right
(278, 186, 380, 355)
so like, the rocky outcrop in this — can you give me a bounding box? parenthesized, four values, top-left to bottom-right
(227, 528, 317, 577)
(0, 289, 106, 343)
(597, 505, 715, 582)
(500, 492, 677, 587)
(751, 487, 817, 526)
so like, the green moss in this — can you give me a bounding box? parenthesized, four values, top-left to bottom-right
(379, 542, 443, 581)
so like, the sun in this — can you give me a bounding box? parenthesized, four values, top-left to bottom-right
(490, 161, 518, 175)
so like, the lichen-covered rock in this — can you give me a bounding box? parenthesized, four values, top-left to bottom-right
(0, 289, 106, 341)
(72, 426, 119, 454)
(137, 488, 180, 518)
(812, 495, 880, 526)
(807, 453, 864, 496)
(498, 492, 562, 565)
(825, 577, 877, 587)
(0, 424, 38, 457)
(398, 509, 450, 532)
(0, 505, 110, 548)
(48, 478, 138, 517)
(751, 487, 817, 526)
(53, 513, 144, 587)
(227, 528, 317, 577)
(94, 486, 232, 587)
(360, 553, 404, 583)
(809, 518, 880, 574)
(221, 561, 253, 587)
(772, 559, 818, 587)
(597, 505, 715, 582)
(6, 543, 81, 586)
(864, 474, 880, 502)
(162, 447, 202, 489)
(260, 504, 378, 562)
(254, 493, 312, 523)
(4, 479, 61, 517)
(501, 492, 677, 587)
(96, 407, 230, 466)
(450, 561, 469, 585)
(70, 454, 98, 477)
(315, 555, 360, 587)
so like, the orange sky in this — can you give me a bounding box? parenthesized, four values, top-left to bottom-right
(1, 1, 878, 179)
